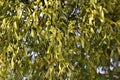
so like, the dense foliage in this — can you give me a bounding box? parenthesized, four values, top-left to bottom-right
(0, 0, 120, 80)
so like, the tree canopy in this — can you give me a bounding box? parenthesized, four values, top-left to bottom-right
(0, 0, 120, 80)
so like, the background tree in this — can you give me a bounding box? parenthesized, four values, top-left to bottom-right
(0, 0, 120, 80)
